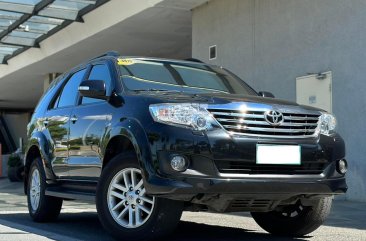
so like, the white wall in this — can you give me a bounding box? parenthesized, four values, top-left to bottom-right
(193, 0, 366, 201)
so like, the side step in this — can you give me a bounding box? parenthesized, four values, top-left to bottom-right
(46, 188, 95, 202)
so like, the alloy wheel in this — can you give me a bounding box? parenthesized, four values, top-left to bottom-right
(107, 168, 155, 228)
(30, 169, 41, 211)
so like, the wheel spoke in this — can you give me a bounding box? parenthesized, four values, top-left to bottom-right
(134, 180, 143, 191)
(110, 191, 125, 200)
(117, 206, 129, 219)
(139, 196, 154, 204)
(131, 170, 136, 188)
(135, 206, 141, 225)
(112, 183, 128, 193)
(112, 200, 125, 211)
(123, 172, 129, 188)
(139, 188, 146, 196)
(128, 207, 134, 227)
(138, 204, 151, 215)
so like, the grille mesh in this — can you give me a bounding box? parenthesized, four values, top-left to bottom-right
(215, 160, 328, 175)
(209, 109, 320, 137)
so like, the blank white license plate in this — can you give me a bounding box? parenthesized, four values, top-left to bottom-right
(256, 144, 301, 165)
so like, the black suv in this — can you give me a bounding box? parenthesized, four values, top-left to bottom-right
(25, 52, 347, 241)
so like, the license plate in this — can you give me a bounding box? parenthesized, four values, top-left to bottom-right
(256, 144, 301, 165)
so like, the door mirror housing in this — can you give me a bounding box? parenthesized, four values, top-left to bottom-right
(258, 91, 275, 98)
(78, 80, 108, 100)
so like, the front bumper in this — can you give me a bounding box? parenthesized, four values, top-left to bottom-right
(144, 173, 347, 212)
(146, 174, 347, 197)
(144, 124, 347, 206)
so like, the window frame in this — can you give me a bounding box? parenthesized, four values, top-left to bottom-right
(76, 59, 116, 107)
(47, 66, 89, 110)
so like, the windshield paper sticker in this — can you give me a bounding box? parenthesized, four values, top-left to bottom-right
(117, 58, 135, 66)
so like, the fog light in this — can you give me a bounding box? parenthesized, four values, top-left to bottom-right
(337, 159, 348, 174)
(170, 155, 187, 172)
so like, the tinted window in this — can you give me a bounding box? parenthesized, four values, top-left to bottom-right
(172, 65, 229, 92)
(120, 61, 176, 85)
(57, 69, 86, 108)
(82, 64, 112, 105)
(119, 59, 257, 95)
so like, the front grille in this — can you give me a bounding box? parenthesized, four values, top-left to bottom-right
(208, 109, 321, 138)
(215, 160, 328, 175)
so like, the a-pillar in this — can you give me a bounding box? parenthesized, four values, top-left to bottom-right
(43, 73, 61, 93)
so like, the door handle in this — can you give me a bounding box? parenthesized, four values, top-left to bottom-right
(70, 116, 78, 124)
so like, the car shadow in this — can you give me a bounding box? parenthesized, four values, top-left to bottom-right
(0, 212, 309, 241)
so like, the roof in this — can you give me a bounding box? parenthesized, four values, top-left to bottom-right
(0, 0, 109, 64)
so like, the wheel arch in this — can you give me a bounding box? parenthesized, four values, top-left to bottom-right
(102, 119, 154, 180)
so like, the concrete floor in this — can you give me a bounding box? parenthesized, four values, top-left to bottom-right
(0, 178, 365, 241)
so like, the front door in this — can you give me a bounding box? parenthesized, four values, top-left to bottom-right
(67, 63, 114, 180)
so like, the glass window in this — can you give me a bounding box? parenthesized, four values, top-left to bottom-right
(81, 64, 111, 105)
(57, 69, 86, 108)
(120, 59, 257, 96)
(0, 1, 40, 14)
(38, 0, 96, 20)
(120, 61, 177, 85)
(172, 65, 229, 92)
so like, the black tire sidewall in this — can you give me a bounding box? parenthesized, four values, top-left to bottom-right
(26, 157, 63, 222)
(251, 197, 332, 237)
(96, 152, 182, 241)
(27, 158, 47, 218)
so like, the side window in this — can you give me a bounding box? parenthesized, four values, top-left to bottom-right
(81, 64, 112, 105)
(57, 69, 87, 108)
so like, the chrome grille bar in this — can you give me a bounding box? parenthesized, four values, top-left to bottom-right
(209, 108, 321, 138)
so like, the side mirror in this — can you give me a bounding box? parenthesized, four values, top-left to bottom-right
(258, 91, 275, 98)
(78, 80, 107, 100)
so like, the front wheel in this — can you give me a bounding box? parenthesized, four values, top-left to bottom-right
(96, 152, 183, 241)
(251, 197, 333, 237)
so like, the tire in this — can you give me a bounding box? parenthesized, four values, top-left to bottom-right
(96, 152, 183, 241)
(27, 158, 63, 222)
(251, 197, 333, 237)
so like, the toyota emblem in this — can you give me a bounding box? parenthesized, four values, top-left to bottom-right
(264, 110, 284, 126)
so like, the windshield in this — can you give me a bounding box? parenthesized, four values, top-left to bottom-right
(118, 58, 257, 95)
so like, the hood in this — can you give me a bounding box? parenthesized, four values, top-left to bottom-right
(133, 91, 324, 112)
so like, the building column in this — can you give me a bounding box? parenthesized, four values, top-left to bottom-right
(43, 73, 61, 93)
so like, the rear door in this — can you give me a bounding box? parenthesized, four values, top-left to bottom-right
(44, 68, 88, 178)
(67, 62, 115, 180)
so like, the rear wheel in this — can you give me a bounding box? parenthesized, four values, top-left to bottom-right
(27, 158, 63, 222)
(251, 197, 332, 237)
(97, 152, 183, 241)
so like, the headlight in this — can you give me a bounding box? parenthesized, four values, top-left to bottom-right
(149, 103, 218, 131)
(320, 113, 337, 135)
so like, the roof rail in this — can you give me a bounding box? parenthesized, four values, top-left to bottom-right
(90, 51, 120, 60)
(185, 58, 204, 63)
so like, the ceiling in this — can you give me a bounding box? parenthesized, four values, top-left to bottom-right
(0, 0, 207, 110)
(0, 0, 109, 64)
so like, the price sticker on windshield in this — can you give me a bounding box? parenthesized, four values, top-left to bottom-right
(117, 58, 135, 66)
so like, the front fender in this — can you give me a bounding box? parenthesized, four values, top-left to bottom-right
(104, 118, 155, 181)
